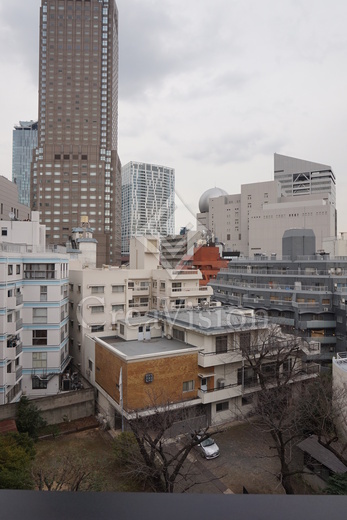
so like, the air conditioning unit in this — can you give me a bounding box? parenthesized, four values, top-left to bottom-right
(217, 378, 225, 389)
(323, 307, 329, 312)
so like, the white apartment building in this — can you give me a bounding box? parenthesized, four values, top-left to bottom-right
(80, 306, 318, 429)
(69, 236, 213, 379)
(0, 212, 70, 403)
(121, 161, 175, 256)
(197, 154, 337, 256)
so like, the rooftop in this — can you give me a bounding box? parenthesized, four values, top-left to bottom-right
(95, 335, 197, 358)
(150, 306, 265, 335)
(297, 435, 347, 474)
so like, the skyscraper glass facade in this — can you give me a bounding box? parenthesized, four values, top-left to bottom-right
(121, 161, 175, 256)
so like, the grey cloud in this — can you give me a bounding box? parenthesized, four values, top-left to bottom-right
(185, 131, 286, 165)
(117, 0, 241, 100)
(0, 0, 40, 84)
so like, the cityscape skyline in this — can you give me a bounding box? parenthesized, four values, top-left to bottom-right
(1, 0, 347, 232)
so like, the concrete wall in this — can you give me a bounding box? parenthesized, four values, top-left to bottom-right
(0, 388, 95, 425)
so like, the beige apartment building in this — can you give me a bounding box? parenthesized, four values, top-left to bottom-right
(31, 0, 121, 266)
(68, 236, 213, 379)
(0, 176, 30, 222)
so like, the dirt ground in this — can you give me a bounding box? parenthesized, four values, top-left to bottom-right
(34, 418, 313, 494)
(35, 427, 138, 492)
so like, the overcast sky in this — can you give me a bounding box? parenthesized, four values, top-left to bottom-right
(1, 0, 347, 233)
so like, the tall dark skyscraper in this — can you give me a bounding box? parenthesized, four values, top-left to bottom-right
(31, 0, 121, 266)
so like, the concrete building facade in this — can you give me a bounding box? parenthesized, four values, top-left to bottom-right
(210, 229, 347, 361)
(83, 307, 316, 429)
(68, 236, 213, 380)
(160, 230, 201, 269)
(0, 177, 31, 222)
(197, 154, 337, 256)
(0, 212, 69, 404)
(121, 161, 175, 256)
(12, 120, 38, 207)
(31, 0, 122, 266)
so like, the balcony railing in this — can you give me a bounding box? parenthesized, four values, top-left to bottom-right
(16, 366, 23, 380)
(16, 318, 23, 330)
(24, 271, 57, 280)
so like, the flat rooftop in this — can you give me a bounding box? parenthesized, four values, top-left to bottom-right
(150, 306, 265, 334)
(96, 335, 197, 358)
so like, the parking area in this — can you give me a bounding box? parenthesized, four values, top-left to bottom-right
(184, 421, 285, 494)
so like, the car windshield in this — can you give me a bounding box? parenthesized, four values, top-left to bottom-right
(201, 438, 215, 447)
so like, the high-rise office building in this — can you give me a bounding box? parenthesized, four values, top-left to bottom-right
(31, 0, 121, 266)
(274, 153, 336, 205)
(121, 161, 175, 256)
(12, 120, 38, 207)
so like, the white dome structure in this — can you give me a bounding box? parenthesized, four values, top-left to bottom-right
(198, 187, 228, 213)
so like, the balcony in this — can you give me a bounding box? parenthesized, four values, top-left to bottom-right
(6, 366, 22, 386)
(129, 301, 149, 309)
(7, 296, 16, 309)
(198, 350, 242, 368)
(16, 294, 23, 305)
(16, 318, 23, 331)
(6, 341, 22, 360)
(24, 270, 57, 280)
(301, 320, 336, 329)
(198, 382, 242, 404)
(170, 286, 213, 298)
(131, 286, 150, 296)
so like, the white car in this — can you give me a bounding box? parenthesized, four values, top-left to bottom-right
(197, 437, 220, 460)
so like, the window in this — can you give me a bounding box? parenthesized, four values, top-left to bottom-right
(119, 324, 124, 335)
(88, 359, 93, 371)
(216, 335, 228, 354)
(238, 366, 257, 387)
(32, 352, 47, 369)
(1, 227, 7, 236)
(216, 401, 229, 412)
(32, 378, 48, 389)
(33, 330, 47, 346)
(91, 305, 104, 313)
(8, 265, 13, 275)
(24, 263, 55, 279)
(40, 286, 48, 302)
(33, 308, 48, 324)
(112, 285, 124, 293)
(239, 331, 251, 351)
(112, 304, 124, 312)
(16, 265, 21, 275)
(172, 328, 185, 342)
(183, 380, 195, 392)
(91, 325, 104, 333)
(91, 286, 104, 294)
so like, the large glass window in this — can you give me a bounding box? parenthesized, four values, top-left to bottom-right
(33, 330, 47, 346)
(33, 308, 48, 324)
(32, 352, 47, 369)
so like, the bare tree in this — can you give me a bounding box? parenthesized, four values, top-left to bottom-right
(240, 325, 317, 494)
(32, 452, 96, 491)
(114, 398, 212, 493)
(296, 373, 347, 465)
